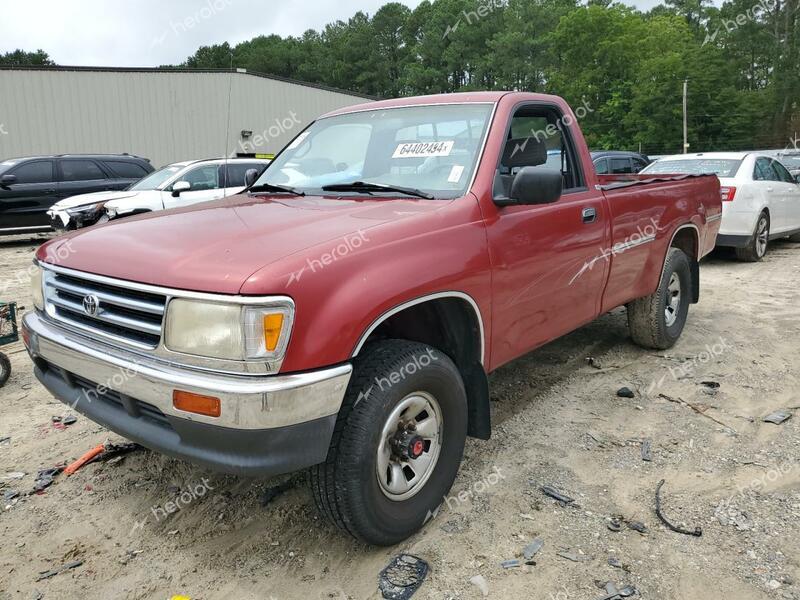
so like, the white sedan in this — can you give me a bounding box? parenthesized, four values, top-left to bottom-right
(641, 152, 800, 261)
(48, 158, 269, 230)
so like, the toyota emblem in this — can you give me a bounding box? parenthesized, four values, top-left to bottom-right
(82, 294, 100, 317)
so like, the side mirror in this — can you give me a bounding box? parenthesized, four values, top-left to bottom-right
(497, 167, 562, 206)
(244, 169, 259, 188)
(171, 181, 191, 197)
(0, 174, 17, 188)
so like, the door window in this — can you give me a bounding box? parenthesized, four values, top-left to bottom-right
(595, 158, 609, 174)
(754, 158, 780, 181)
(632, 158, 649, 172)
(610, 158, 632, 174)
(10, 161, 54, 184)
(61, 160, 106, 182)
(495, 106, 584, 200)
(223, 163, 265, 187)
(103, 161, 149, 179)
(771, 160, 795, 184)
(179, 165, 220, 191)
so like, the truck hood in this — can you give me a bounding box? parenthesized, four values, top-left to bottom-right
(50, 190, 141, 211)
(38, 193, 448, 294)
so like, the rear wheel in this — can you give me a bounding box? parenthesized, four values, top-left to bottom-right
(310, 340, 467, 545)
(735, 212, 769, 262)
(627, 248, 692, 350)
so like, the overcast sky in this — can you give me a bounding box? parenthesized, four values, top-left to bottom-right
(1, 0, 669, 68)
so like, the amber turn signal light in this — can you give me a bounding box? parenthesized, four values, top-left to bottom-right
(263, 313, 285, 352)
(173, 390, 221, 418)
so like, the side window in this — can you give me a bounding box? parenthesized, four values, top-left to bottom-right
(180, 165, 220, 191)
(495, 105, 584, 199)
(610, 158, 632, 174)
(754, 158, 775, 181)
(632, 158, 649, 173)
(61, 160, 106, 182)
(771, 160, 795, 184)
(10, 161, 54, 184)
(595, 158, 609, 174)
(103, 161, 149, 179)
(224, 163, 265, 187)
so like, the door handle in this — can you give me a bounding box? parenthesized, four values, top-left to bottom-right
(44, 189, 56, 194)
(766, 187, 774, 192)
(582, 207, 597, 223)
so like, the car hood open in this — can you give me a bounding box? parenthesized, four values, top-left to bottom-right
(37, 193, 448, 294)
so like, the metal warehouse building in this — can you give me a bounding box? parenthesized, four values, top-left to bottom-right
(0, 66, 371, 168)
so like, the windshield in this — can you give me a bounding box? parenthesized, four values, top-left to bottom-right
(779, 155, 800, 169)
(129, 165, 182, 191)
(641, 158, 742, 177)
(254, 104, 495, 198)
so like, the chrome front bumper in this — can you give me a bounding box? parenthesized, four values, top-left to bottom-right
(22, 310, 352, 430)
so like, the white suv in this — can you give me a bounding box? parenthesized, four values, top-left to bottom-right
(48, 158, 269, 230)
(641, 152, 800, 261)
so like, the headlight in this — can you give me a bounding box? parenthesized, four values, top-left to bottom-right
(31, 265, 44, 311)
(67, 202, 105, 217)
(164, 299, 293, 361)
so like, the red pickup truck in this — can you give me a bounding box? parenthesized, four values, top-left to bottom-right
(23, 92, 721, 545)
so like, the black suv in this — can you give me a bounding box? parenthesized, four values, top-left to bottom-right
(591, 151, 651, 175)
(0, 154, 153, 235)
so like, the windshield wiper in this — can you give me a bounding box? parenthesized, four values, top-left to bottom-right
(321, 181, 434, 200)
(248, 182, 305, 196)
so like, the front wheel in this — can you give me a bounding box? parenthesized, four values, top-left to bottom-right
(310, 340, 468, 545)
(627, 247, 692, 350)
(735, 212, 769, 262)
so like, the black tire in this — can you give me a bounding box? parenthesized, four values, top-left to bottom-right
(310, 339, 468, 545)
(0, 352, 10, 388)
(789, 232, 800, 243)
(735, 212, 769, 262)
(627, 247, 692, 350)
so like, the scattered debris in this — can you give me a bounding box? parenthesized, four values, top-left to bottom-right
(700, 381, 720, 389)
(557, 550, 591, 563)
(627, 521, 647, 534)
(518, 513, 537, 521)
(63, 415, 77, 425)
(607, 557, 630, 572)
(763, 410, 792, 425)
(64, 444, 105, 476)
(500, 559, 521, 569)
(540, 485, 575, 506)
(379, 554, 428, 600)
(596, 583, 637, 599)
(655, 479, 702, 537)
(640, 438, 652, 462)
(586, 357, 602, 369)
(35, 559, 83, 581)
(616, 387, 635, 398)
(523, 538, 544, 561)
(33, 466, 63, 492)
(469, 575, 489, 597)
(0, 436, 10, 444)
(3, 489, 19, 502)
(658, 393, 734, 431)
(261, 479, 295, 506)
(4, 471, 25, 480)
(607, 518, 622, 532)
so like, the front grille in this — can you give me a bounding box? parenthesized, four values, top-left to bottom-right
(44, 270, 166, 349)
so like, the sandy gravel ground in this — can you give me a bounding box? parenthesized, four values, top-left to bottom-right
(0, 233, 798, 600)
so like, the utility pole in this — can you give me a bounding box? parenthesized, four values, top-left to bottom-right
(682, 79, 689, 154)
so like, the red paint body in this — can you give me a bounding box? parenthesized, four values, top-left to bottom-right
(37, 92, 721, 374)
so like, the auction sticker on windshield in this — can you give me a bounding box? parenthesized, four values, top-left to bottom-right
(393, 141, 454, 159)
